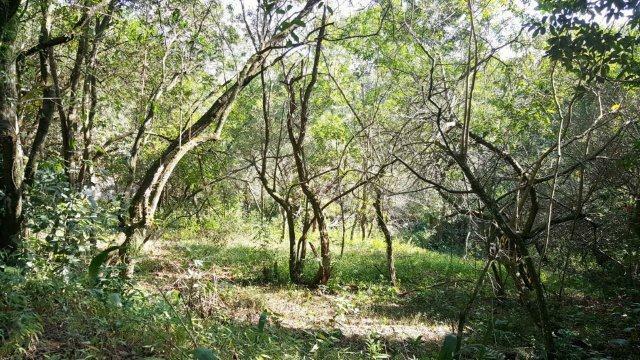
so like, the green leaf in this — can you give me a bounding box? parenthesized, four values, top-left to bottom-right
(87, 246, 120, 285)
(194, 347, 218, 360)
(258, 310, 268, 332)
(278, 21, 291, 31)
(608, 338, 629, 347)
(291, 18, 305, 27)
(171, 9, 181, 24)
(264, 1, 276, 13)
(108, 292, 123, 307)
(438, 334, 457, 360)
(166, 289, 181, 304)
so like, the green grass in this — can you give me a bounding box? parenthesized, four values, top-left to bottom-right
(2, 228, 639, 359)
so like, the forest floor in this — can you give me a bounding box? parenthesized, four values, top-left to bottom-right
(138, 235, 464, 355)
(131, 231, 639, 359)
(5, 230, 640, 359)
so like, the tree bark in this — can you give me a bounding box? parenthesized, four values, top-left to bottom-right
(374, 189, 397, 286)
(256, 67, 307, 283)
(59, 0, 117, 186)
(453, 155, 556, 358)
(60, 14, 90, 185)
(24, 0, 55, 187)
(282, 9, 329, 285)
(0, 0, 24, 253)
(339, 200, 346, 256)
(78, 2, 116, 185)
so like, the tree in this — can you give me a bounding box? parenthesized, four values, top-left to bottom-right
(534, 0, 640, 83)
(0, 0, 23, 252)
(118, 0, 324, 275)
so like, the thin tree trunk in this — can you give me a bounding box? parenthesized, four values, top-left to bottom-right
(285, 210, 303, 283)
(78, 67, 97, 185)
(312, 203, 331, 285)
(282, 9, 329, 285)
(349, 211, 358, 242)
(490, 262, 505, 298)
(24, 0, 55, 187)
(454, 259, 492, 358)
(339, 200, 346, 257)
(61, 13, 91, 185)
(360, 187, 368, 242)
(280, 207, 286, 242)
(374, 189, 396, 286)
(127, 73, 180, 193)
(60, 0, 117, 186)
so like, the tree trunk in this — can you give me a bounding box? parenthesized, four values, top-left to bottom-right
(339, 200, 346, 256)
(78, 67, 97, 186)
(312, 203, 331, 285)
(281, 10, 329, 285)
(374, 189, 397, 286)
(453, 155, 556, 358)
(118, 226, 142, 278)
(79, 9, 113, 186)
(0, 0, 24, 253)
(60, 0, 117, 186)
(60, 17, 90, 185)
(360, 187, 368, 241)
(24, 0, 55, 187)
(490, 262, 505, 298)
(286, 210, 303, 283)
(454, 259, 492, 358)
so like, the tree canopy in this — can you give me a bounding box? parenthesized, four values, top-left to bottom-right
(1, 0, 639, 358)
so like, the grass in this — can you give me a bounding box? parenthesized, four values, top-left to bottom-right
(2, 227, 639, 359)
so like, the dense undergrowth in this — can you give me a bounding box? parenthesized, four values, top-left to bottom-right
(2, 223, 639, 359)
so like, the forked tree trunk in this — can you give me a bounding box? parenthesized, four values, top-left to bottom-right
(454, 156, 556, 358)
(256, 75, 307, 284)
(79, 3, 115, 186)
(282, 9, 329, 285)
(490, 262, 505, 298)
(311, 201, 331, 285)
(285, 209, 306, 283)
(60, 11, 91, 185)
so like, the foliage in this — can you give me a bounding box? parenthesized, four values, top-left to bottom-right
(533, 0, 640, 82)
(1, 0, 639, 358)
(20, 163, 119, 275)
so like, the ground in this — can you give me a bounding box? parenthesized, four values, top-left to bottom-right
(2, 229, 639, 359)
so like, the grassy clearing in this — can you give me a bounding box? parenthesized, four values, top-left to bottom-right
(2, 228, 639, 358)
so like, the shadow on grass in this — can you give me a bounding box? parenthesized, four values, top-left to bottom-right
(17, 276, 442, 359)
(144, 240, 491, 325)
(201, 316, 441, 359)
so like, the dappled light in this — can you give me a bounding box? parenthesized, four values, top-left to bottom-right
(1, 0, 639, 358)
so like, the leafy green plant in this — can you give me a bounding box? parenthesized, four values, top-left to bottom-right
(194, 347, 218, 360)
(22, 163, 119, 276)
(438, 334, 457, 360)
